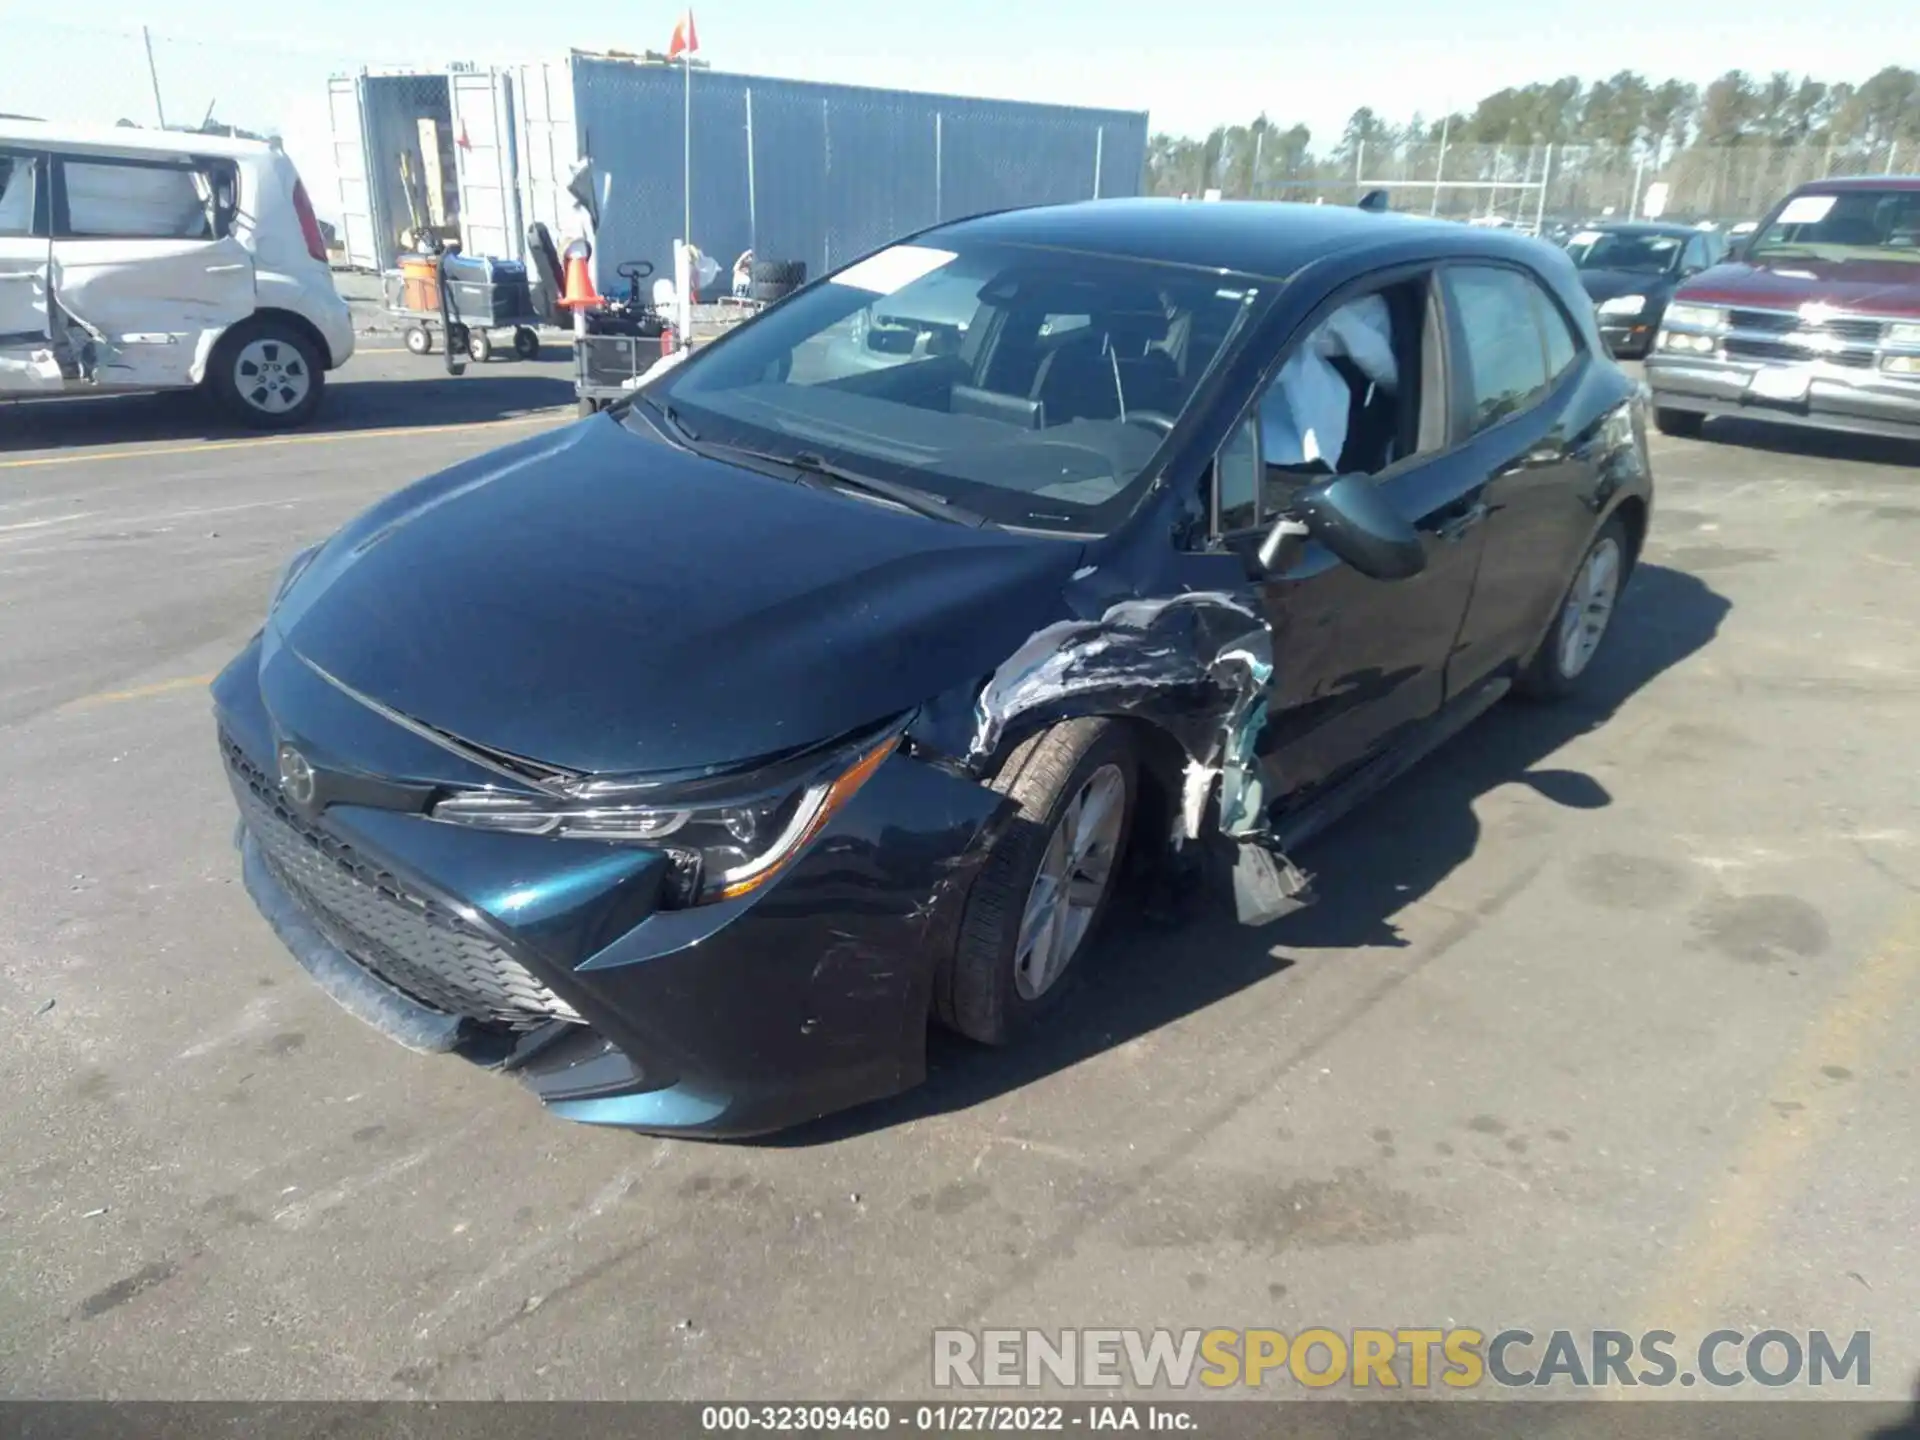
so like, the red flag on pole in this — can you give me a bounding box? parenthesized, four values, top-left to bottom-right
(667, 11, 699, 59)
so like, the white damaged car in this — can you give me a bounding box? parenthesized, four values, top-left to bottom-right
(0, 123, 353, 427)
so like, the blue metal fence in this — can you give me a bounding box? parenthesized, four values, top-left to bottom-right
(569, 59, 1147, 287)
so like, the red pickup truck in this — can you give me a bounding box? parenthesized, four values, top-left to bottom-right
(1644, 176, 1920, 443)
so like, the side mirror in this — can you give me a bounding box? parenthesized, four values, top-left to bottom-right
(1263, 473, 1427, 581)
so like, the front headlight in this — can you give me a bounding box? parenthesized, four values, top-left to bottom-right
(1885, 322, 1920, 351)
(430, 730, 901, 905)
(1598, 294, 1647, 318)
(1664, 303, 1728, 331)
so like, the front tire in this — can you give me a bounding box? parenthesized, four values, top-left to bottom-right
(1515, 515, 1631, 701)
(209, 319, 325, 429)
(937, 719, 1137, 1046)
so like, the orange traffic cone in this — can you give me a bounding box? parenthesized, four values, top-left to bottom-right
(557, 248, 602, 310)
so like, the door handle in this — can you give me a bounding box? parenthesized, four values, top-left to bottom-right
(1425, 499, 1490, 543)
(206, 263, 250, 273)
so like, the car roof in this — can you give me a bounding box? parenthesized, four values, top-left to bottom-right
(927, 198, 1549, 281)
(0, 120, 277, 161)
(1790, 174, 1920, 194)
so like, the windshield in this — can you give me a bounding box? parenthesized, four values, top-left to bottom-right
(643, 240, 1262, 532)
(1748, 188, 1920, 265)
(1564, 230, 1684, 275)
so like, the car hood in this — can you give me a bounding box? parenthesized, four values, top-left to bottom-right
(270, 417, 1086, 775)
(1576, 268, 1675, 304)
(1677, 258, 1920, 318)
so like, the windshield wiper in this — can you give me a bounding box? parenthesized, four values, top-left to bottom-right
(784, 451, 988, 527)
(635, 391, 700, 443)
(698, 439, 987, 526)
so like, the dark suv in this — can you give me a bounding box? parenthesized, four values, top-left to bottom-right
(1645, 176, 1920, 442)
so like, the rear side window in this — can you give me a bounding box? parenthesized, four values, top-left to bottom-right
(0, 153, 38, 238)
(55, 156, 235, 241)
(1444, 266, 1552, 432)
(1534, 289, 1579, 383)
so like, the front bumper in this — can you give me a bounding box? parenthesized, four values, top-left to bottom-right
(214, 639, 1009, 1137)
(1645, 353, 1920, 442)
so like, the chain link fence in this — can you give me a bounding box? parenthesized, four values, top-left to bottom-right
(1160, 139, 1910, 229)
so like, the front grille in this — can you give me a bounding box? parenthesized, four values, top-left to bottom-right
(1725, 336, 1876, 370)
(1729, 309, 1884, 345)
(222, 733, 581, 1031)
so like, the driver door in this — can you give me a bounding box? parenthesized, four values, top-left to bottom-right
(1217, 271, 1490, 800)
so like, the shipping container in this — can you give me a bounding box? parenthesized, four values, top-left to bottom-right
(329, 57, 1147, 288)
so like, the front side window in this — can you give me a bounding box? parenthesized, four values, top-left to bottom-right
(1445, 266, 1551, 433)
(1205, 276, 1437, 537)
(1750, 188, 1920, 265)
(649, 240, 1261, 532)
(57, 157, 231, 241)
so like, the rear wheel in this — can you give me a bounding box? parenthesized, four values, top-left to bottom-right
(466, 328, 494, 363)
(404, 324, 433, 355)
(1654, 407, 1704, 438)
(512, 326, 541, 360)
(936, 719, 1137, 1045)
(209, 318, 325, 428)
(1516, 515, 1631, 701)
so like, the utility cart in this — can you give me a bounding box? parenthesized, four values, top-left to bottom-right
(384, 250, 546, 363)
(571, 260, 676, 415)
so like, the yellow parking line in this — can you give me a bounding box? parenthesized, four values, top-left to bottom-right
(64, 672, 217, 710)
(1631, 902, 1920, 1337)
(0, 411, 565, 472)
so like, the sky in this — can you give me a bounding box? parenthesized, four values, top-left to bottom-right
(2, 0, 1910, 221)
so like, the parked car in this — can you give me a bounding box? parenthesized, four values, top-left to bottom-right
(1646, 176, 1920, 441)
(214, 200, 1653, 1136)
(0, 123, 352, 426)
(1565, 221, 1724, 357)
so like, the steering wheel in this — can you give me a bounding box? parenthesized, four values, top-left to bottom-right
(616, 260, 656, 280)
(1123, 410, 1178, 436)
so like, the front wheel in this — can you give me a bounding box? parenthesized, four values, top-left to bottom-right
(466, 328, 494, 363)
(208, 319, 325, 429)
(512, 326, 541, 360)
(1515, 516, 1631, 701)
(936, 719, 1137, 1045)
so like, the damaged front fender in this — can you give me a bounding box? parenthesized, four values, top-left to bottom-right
(911, 588, 1273, 845)
(905, 581, 1314, 925)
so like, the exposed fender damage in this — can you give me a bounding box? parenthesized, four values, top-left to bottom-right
(906, 584, 1314, 925)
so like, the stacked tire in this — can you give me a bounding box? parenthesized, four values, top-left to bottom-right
(750, 259, 807, 304)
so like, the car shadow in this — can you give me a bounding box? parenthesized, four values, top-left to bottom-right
(0, 370, 574, 453)
(763, 562, 1731, 1147)
(1698, 416, 1919, 468)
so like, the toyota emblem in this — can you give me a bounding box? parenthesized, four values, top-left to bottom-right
(277, 744, 317, 806)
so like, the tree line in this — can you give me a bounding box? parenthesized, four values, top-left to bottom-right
(1147, 66, 1919, 215)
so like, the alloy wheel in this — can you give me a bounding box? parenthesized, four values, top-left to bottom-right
(235, 338, 310, 416)
(1558, 535, 1622, 679)
(1012, 763, 1127, 1002)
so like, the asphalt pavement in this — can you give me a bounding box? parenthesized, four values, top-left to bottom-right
(1, 353, 1917, 1402)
